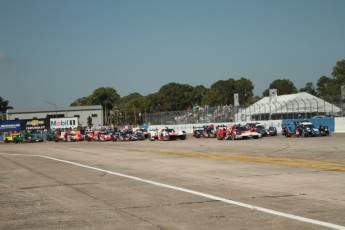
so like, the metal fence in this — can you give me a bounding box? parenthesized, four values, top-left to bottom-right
(143, 96, 344, 125)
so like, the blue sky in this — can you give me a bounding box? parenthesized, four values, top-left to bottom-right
(1, 0, 345, 109)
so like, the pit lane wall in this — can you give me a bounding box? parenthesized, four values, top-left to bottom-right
(148, 117, 345, 134)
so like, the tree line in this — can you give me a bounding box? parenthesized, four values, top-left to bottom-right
(1, 59, 344, 124)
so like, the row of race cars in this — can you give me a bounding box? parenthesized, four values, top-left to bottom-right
(193, 120, 330, 140)
(2, 119, 330, 144)
(192, 123, 278, 140)
(30, 127, 186, 143)
(50, 119, 330, 143)
(2, 127, 187, 143)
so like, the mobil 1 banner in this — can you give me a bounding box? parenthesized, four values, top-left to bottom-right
(50, 117, 78, 129)
(21, 119, 49, 130)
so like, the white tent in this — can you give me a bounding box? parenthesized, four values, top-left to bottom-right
(236, 92, 341, 121)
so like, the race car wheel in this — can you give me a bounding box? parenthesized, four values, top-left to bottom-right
(229, 134, 234, 140)
(216, 133, 223, 140)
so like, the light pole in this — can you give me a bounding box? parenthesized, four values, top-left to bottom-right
(43, 100, 57, 118)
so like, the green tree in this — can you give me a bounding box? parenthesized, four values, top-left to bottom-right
(0, 97, 13, 120)
(316, 75, 339, 103)
(235, 77, 254, 106)
(203, 79, 236, 106)
(91, 87, 120, 125)
(299, 82, 316, 95)
(146, 93, 163, 113)
(70, 96, 93, 106)
(262, 79, 298, 96)
(117, 92, 144, 125)
(332, 59, 345, 84)
(316, 59, 345, 104)
(202, 78, 254, 106)
(191, 85, 209, 106)
(156, 82, 195, 111)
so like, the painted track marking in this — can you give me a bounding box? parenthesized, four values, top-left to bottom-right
(1, 152, 345, 230)
(142, 150, 345, 171)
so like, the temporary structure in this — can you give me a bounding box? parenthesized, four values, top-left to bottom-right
(235, 92, 341, 121)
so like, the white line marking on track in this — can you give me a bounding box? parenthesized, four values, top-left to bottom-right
(1, 152, 345, 230)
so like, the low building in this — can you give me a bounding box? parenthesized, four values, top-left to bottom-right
(6, 105, 103, 128)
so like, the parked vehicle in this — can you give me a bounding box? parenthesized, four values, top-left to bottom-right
(155, 127, 186, 141)
(134, 128, 150, 138)
(117, 129, 145, 141)
(4, 132, 24, 143)
(283, 120, 326, 137)
(247, 123, 269, 137)
(319, 125, 330, 136)
(193, 124, 215, 138)
(236, 125, 261, 139)
(216, 124, 261, 140)
(268, 126, 278, 136)
(25, 133, 44, 142)
(216, 124, 240, 140)
(86, 130, 115, 141)
(148, 129, 159, 141)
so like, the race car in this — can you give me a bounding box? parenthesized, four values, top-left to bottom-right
(283, 120, 323, 137)
(216, 124, 261, 140)
(216, 124, 241, 140)
(134, 128, 150, 138)
(237, 125, 261, 139)
(86, 130, 115, 141)
(193, 124, 216, 138)
(246, 123, 269, 137)
(155, 127, 186, 141)
(148, 129, 159, 141)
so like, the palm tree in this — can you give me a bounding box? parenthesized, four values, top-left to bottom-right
(0, 97, 13, 120)
(91, 87, 120, 125)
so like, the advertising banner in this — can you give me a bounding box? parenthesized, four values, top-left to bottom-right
(50, 117, 79, 129)
(234, 93, 240, 107)
(20, 119, 49, 130)
(269, 89, 277, 104)
(0, 120, 21, 132)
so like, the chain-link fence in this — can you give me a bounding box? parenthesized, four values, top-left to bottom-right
(143, 95, 344, 125)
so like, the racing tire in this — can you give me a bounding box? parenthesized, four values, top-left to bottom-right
(216, 133, 223, 140)
(179, 135, 186, 140)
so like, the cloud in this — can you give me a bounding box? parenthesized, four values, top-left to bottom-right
(0, 52, 15, 62)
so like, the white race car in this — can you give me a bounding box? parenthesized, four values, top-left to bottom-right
(150, 127, 186, 141)
(148, 129, 159, 141)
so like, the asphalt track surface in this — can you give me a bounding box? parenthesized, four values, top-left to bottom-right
(1, 134, 345, 230)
